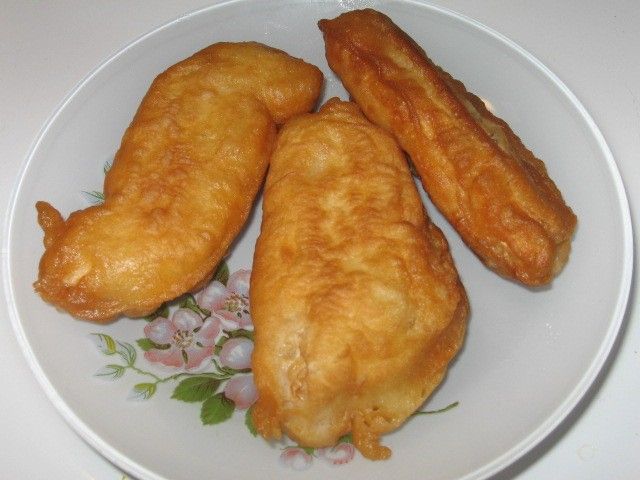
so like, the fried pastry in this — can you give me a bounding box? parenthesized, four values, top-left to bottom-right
(35, 42, 323, 322)
(319, 9, 577, 285)
(250, 98, 468, 460)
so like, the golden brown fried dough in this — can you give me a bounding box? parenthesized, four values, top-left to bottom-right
(319, 9, 577, 285)
(250, 98, 468, 460)
(35, 42, 323, 322)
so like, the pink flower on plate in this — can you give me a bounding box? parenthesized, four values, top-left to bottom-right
(280, 447, 313, 471)
(196, 269, 252, 330)
(223, 373, 258, 409)
(144, 308, 220, 370)
(317, 442, 356, 466)
(218, 337, 254, 370)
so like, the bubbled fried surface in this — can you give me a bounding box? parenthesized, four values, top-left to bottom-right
(319, 9, 577, 285)
(250, 99, 468, 460)
(34, 42, 323, 322)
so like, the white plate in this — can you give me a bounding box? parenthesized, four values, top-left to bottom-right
(4, 1, 632, 479)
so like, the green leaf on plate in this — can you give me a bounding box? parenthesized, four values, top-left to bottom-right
(414, 401, 459, 416)
(116, 341, 137, 366)
(144, 303, 170, 321)
(136, 338, 155, 351)
(136, 338, 170, 351)
(171, 376, 220, 403)
(82, 190, 105, 205)
(180, 294, 211, 317)
(130, 382, 157, 400)
(226, 328, 254, 341)
(91, 333, 118, 355)
(245, 406, 257, 436)
(94, 364, 126, 380)
(213, 260, 230, 286)
(201, 393, 234, 425)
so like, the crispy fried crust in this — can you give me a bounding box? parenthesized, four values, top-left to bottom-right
(250, 99, 468, 460)
(319, 9, 577, 285)
(34, 42, 323, 322)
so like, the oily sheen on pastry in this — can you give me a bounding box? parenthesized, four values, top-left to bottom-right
(35, 42, 323, 322)
(319, 9, 577, 285)
(250, 99, 468, 460)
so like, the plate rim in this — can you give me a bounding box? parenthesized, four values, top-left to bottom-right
(3, 1, 634, 479)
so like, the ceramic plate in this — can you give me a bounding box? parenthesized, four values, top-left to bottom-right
(4, 1, 632, 479)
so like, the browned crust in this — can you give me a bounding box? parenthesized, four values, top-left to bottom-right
(319, 9, 577, 285)
(251, 99, 468, 459)
(34, 42, 323, 322)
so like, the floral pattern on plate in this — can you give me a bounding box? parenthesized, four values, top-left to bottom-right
(91, 261, 457, 470)
(86, 169, 456, 470)
(91, 262, 361, 469)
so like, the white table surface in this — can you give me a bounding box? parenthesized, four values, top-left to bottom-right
(1, 1, 638, 478)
